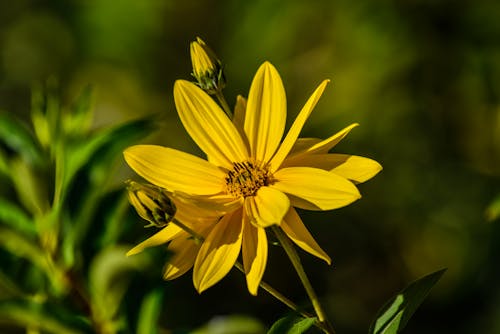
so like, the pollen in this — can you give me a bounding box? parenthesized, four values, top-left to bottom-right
(225, 161, 271, 198)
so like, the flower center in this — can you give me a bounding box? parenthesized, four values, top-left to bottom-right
(225, 161, 271, 198)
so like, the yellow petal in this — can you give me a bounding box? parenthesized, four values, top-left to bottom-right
(174, 192, 243, 215)
(242, 217, 268, 295)
(289, 123, 359, 159)
(330, 155, 382, 183)
(270, 80, 329, 172)
(126, 224, 183, 256)
(271, 167, 361, 211)
(281, 208, 331, 264)
(174, 80, 248, 168)
(244, 62, 286, 162)
(124, 145, 225, 196)
(233, 95, 247, 140)
(173, 196, 222, 225)
(193, 209, 243, 293)
(163, 231, 200, 280)
(282, 154, 382, 183)
(244, 187, 290, 228)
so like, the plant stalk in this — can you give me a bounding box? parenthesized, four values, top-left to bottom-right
(271, 226, 336, 334)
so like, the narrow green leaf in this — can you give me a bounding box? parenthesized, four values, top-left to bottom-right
(0, 198, 37, 237)
(136, 289, 164, 334)
(267, 315, 317, 334)
(31, 85, 52, 150)
(191, 315, 266, 334)
(98, 192, 131, 247)
(63, 85, 94, 136)
(0, 299, 88, 334)
(60, 118, 156, 267)
(9, 157, 49, 216)
(0, 147, 9, 176)
(0, 227, 67, 295)
(0, 113, 43, 166)
(54, 117, 155, 205)
(88, 245, 150, 328)
(369, 268, 446, 334)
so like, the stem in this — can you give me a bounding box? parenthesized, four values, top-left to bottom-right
(272, 226, 336, 334)
(233, 262, 312, 318)
(171, 218, 204, 244)
(170, 218, 334, 332)
(214, 91, 233, 118)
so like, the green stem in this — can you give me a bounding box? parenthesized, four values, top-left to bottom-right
(170, 218, 333, 331)
(171, 218, 204, 244)
(214, 91, 233, 118)
(272, 226, 336, 334)
(233, 262, 312, 317)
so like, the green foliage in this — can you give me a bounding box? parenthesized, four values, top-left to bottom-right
(136, 289, 164, 334)
(267, 315, 316, 334)
(369, 269, 446, 334)
(0, 84, 159, 333)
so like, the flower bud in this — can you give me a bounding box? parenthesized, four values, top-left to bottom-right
(126, 180, 176, 228)
(190, 37, 225, 94)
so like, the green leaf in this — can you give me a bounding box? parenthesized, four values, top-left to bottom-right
(0, 113, 43, 166)
(0, 148, 9, 176)
(0, 299, 88, 334)
(60, 118, 155, 267)
(0, 198, 37, 237)
(88, 245, 150, 330)
(369, 268, 446, 334)
(54, 117, 155, 205)
(267, 315, 317, 334)
(190, 315, 266, 334)
(62, 85, 94, 136)
(98, 192, 131, 248)
(136, 289, 164, 334)
(9, 157, 49, 216)
(31, 86, 52, 150)
(0, 227, 67, 295)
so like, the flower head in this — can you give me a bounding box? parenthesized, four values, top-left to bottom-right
(124, 62, 381, 295)
(126, 180, 176, 228)
(190, 37, 225, 94)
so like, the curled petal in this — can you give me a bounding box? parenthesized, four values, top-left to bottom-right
(244, 187, 290, 228)
(288, 123, 359, 159)
(282, 154, 382, 184)
(126, 224, 183, 256)
(124, 145, 225, 196)
(245, 62, 286, 162)
(242, 217, 268, 295)
(193, 209, 243, 293)
(163, 231, 200, 280)
(271, 167, 361, 211)
(281, 208, 331, 264)
(174, 80, 248, 168)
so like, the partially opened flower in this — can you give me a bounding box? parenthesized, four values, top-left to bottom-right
(124, 62, 381, 295)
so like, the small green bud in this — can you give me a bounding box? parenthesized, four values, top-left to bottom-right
(190, 37, 225, 94)
(126, 180, 176, 228)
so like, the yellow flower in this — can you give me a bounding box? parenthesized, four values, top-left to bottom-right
(190, 37, 225, 94)
(124, 62, 382, 295)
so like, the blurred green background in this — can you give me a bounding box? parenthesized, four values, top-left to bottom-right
(1, 0, 499, 333)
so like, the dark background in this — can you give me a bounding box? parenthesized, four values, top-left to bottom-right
(0, 0, 499, 333)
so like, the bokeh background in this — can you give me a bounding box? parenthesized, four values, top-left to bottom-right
(1, 0, 499, 333)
